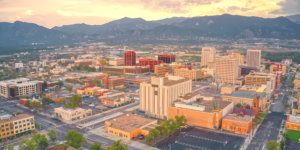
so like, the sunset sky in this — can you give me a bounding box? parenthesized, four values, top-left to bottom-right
(0, 0, 299, 28)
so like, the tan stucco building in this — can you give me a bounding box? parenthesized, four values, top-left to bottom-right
(154, 64, 172, 77)
(247, 50, 261, 68)
(228, 53, 244, 65)
(270, 65, 286, 74)
(201, 46, 216, 67)
(109, 59, 124, 66)
(140, 75, 192, 119)
(174, 68, 202, 81)
(55, 107, 92, 123)
(215, 58, 239, 84)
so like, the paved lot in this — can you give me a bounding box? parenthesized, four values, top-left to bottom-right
(156, 128, 244, 150)
(285, 140, 300, 150)
(246, 112, 285, 150)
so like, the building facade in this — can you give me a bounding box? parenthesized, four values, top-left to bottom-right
(247, 50, 261, 68)
(140, 75, 192, 119)
(270, 65, 286, 74)
(215, 58, 239, 84)
(109, 59, 124, 66)
(201, 46, 216, 67)
(124, 51, 136, 66)
(74, 59, 93, 66)
(103, 66, 150, 75)
(229, 53, 244, 65)
(54, 107, 92, 123)
(0, 113, 35, 142)
(139, 59, 163, 71)
(0, 78, 42, 98)
(174, 68, 202, 81)
(158, 55, 175, 63)
(154, 64, 172, 77)
(102, 76, 125, 89)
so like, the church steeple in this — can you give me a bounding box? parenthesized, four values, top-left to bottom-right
(253, 93, 259, 118)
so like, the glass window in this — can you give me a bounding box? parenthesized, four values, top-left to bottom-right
(20, 129, 22, 132)
(23, 124, 26, 127)
(10, 127, 13, 129)
(6, 128, 9, 131)
(5, 124, 8, 126)
(24, 128, 26, 131)
(19, 121, 21, 124)
(27, 123, 30, 125)
(1, 129, 4, 132)
(19, 125, 22, 128)
(15, 126, 18, 129)
(11, 131, 13, 134)
(27, 119, 29, 122)
(14, 122, 17, 125)
(28, 127, 30, 130)
(7, 132, 9, 135)
(1, 125, 3, 127)
(16, 131, 18, 133)
(23, 120, 25, 122)
(31, 122, 33, 124)
(32, 126, 34, 129)
(3, 133, 5, 136)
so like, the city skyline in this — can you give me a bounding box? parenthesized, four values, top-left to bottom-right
(0, 0, 299, 28)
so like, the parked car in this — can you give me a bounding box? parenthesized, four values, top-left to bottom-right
(139, 135, 144, 140)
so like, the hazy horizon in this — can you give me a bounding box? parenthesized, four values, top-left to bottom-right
(0, 0, 299, 28)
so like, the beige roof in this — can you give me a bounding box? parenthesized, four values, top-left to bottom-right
(106, 114, 156, 132)
(194, 100, 232, 113)
(223, 114, 252, 123)
(179, 93, 199, 100)
(0, 113, 33, 124)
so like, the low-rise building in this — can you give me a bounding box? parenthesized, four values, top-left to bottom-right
(103, 66, 150, 75)
(85, 87, 101, 95)
(102, 76, 125, 89)
(270, 65, 286, 74)
(105, 114, 157, 140)
(286, 115, 300, 131)
(50, 68, 68, 75)
(54, 105, 92, 123)
(109, 59, 124, 66)
(174, 68, 202, 81)
(0, 78, 42, 98)
(154, 64, 171, 77)
(98, 92, 133, 107)
(74, 59, 93, 66)
(168, 99, 233, 129)
(222, 90, 267, 110)
(222, 113, 253, 134)
(0, 113, 35, 142)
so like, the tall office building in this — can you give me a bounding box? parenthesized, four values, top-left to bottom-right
(247, 50, 261, 68)
(158, 55, 175, 63)
(139, 75, 192, 119)
(124, 51, 136, 66)
(215, 58, 239, 84)
(201, 46, 216, 67)
(229, 53, 244, 65)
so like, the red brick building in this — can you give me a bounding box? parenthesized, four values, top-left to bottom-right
(139, 59, 163, 71)
(124, 51, 136, 66)
(102, 76, 125, 89)
(158, 55, 175, 63)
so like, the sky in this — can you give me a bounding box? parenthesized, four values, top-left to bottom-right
(0, 0, 299, 28)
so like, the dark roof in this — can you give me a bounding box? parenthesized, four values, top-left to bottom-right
(293, 102, 299, 109)
(232, 107, 254, 117)
(233, 107, 243, 114)
(224, 91, 266, 99)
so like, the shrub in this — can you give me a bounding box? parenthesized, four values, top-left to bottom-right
(16, 133, 20, 137)
(10, 136, 14, 140)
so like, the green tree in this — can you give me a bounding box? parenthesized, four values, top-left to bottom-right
(64, 95, 82, 109)
(50, 112, 52, 117)
(42, 96, 51, 104)
(145, 135, 154, 145)
(65, 130, 87, 148)
(175, 115, 187, 126)
(24, 100, 31, 107)
(21, 71, 27, 77)
(56, 80, 64, 87)
(284, 104, 290, 109)
(37, 125, 41, 130)
(4, 144, 14, 150)
(47, 127, 57, 142)
(67, 86, 73, 93)
(258, 112, 266, 119)
(105, 140, 128, 150)
(43, 105, 49, 113)
(18, 138, 39, 150)
(235, 103, 242, 108)
(266, 140, 280, 150)
(90, 142, 101, 150)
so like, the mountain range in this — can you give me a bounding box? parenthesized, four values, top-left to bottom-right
(1, 14, 300, 47)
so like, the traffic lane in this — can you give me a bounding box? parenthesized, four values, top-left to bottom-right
(14, 105, 65, 125)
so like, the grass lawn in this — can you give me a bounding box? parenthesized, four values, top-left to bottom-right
(286, 130, 300, 142)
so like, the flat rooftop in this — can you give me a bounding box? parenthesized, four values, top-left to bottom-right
(223, 114, 252, 123)
(179, 93, 199, 100)
(0, 113, 33, 124)
(105, 66, 149, 69)
(106, 114, 156, 132)
(224, 91, 266, 99)
(289, 115, 300, 123)
(173, 100, 232, 113)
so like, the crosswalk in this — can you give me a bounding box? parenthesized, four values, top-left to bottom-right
(80, 112, 124, 128)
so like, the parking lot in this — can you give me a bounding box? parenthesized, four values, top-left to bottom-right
(156, 128, 244, 150)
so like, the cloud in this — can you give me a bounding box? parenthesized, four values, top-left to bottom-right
(226, 6, 253, 12)
(140, 0, 222, 13)
(24, 10, 34, 15)
(270, 0, 300, 15)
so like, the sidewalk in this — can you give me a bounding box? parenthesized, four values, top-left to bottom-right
(90, 126, 160, 150)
